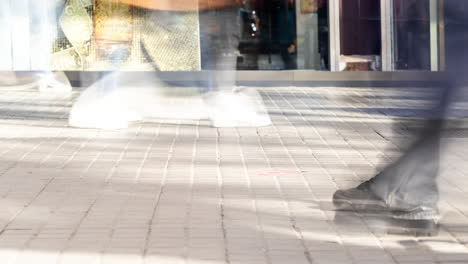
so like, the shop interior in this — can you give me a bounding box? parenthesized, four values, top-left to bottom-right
(236, 0, 330, 71)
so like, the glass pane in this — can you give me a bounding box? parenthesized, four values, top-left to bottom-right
(392, 0, 431, 70)
(1, 0, 330, 71)
(232, 0, 329, 71)
(339, 0, 381, 71)
(443, 0, 468, 71)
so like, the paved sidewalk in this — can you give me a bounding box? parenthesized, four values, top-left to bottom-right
(0, 86, 468, 264)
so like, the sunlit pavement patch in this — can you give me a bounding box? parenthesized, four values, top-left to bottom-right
(252, 169, 304, 176)
(1, 87, 468, 263)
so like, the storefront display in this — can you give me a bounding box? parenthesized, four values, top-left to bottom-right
(0, 0, 445, 73)
(58, 0, 201, 71)
(0, 0, 201, 71)
(243, 0, 328, 70)
(53, 0, 93, 70)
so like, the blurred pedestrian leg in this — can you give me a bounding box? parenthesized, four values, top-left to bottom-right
(0, 0, 72, 92)
(199, 8, 271, 127)
(333, 1, 468, 236)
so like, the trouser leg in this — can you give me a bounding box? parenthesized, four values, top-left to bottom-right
(199, 9, 240, 92)
(368, 122, 442, 210)
(368, 55, 463, 211)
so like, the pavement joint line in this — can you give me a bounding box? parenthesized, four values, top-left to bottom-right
(59, 127, 99, 170)
(236, 127, 273, 264)
(142, 120, 181, 262)
(56, 123, 145, 264)
(266, 87, 344, 263)
(256, 126, 314, 264)
(215, 124, 232, 264)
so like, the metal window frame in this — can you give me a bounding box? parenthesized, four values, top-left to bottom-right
(329, 0, 440, 72)
(328, 0, 341, 71)
(381, 0, 393, 71)
(429, 0, 440, 71)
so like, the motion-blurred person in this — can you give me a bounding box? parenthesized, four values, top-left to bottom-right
(0, 0, 72, 92)
(0, 72, 71, 93)
(333, 1, 468, 236)
(197, 0, 271, 127)
(277, 0, 297, 70)
(69, 0, 271, 129)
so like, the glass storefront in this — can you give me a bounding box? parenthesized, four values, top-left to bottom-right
(338, 0, 381, 71)
(0, 0, 453, 73)
(391, 0, 431, 71)
(235, 0, 329, 70)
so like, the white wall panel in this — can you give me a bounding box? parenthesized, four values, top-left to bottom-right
(29, 0, 53, 70)
(0, 1, 13, 70)
(10, 0, 31, 70)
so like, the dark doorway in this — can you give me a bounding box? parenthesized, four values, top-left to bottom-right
(340, 0, 381, 56)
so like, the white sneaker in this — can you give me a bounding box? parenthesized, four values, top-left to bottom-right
(38, 72, 72, 93)
(205, 88, 271, 128)
(69, 94, 134, 129)
(68, 76, 137, 129)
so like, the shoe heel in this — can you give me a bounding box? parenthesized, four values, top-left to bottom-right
(388, 219, 439, 237)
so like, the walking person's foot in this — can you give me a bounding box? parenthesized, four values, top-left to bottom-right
(333, 181, 440, 236)
(205, 88, 271, 128)
(333, 181, 387, 211)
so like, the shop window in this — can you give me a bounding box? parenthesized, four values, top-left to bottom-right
(234, 0, 329, 71)
(339, 0, 381, 71)
(392, 0, 431, 70)
(1, 0, 330, 71)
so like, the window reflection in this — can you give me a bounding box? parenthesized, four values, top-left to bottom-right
(392, 0, 431, 70)
(234, 0, 329, 71)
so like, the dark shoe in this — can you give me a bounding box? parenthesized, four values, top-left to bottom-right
(333, 183, 440, 236)
(392, 206, 440, 221)
(334, 211, 440, 237)
(388, 218, 439, 237)
(390, 206, 440, 236)
(333, 182, 387, 211)
(333, 183, 440, 219)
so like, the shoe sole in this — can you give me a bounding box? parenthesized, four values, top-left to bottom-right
(333, 193, 387, 212)
(387, 218, 439, 237)
(334, 211, 439, 237)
